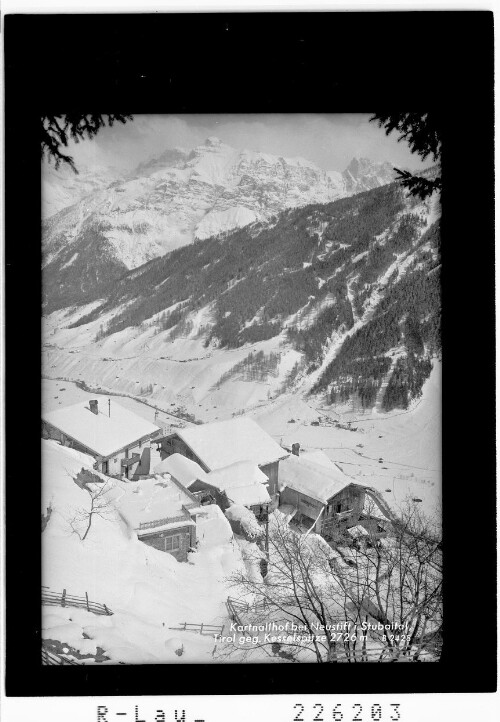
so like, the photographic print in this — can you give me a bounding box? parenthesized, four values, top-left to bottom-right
(3, 8, 495, 702)
(40, 112, 443, 665)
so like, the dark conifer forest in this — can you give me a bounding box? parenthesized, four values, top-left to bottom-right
(48, 181, 440, 411)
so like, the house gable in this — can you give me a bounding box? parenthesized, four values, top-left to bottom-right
(42, 399, 160, 458)
(165, 417, 288, 471)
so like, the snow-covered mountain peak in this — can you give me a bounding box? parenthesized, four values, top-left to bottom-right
(343, 156, 395, 193)
(346, 156, 391, 175)
(204, 136, 224, 147)
(43, 140, 403, 311)
(191, 137, 234, 159)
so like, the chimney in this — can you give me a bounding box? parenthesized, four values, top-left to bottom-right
(89, 400, 99, 415)
(292, 442, 300, 457)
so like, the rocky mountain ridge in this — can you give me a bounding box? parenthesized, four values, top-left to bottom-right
(42, 138, 396, 312)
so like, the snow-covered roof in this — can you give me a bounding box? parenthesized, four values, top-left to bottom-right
(205, 461, 270, 507)
(301, 450, 337, 470)
(153, 453, 209, 488)
(137, 518, 195, 536)
(42, 399, 160, 458)
(279, 455, 355, 504)
(206, 461, 268, 491)
(226, 484, 270, 507)
(108, 476, 199, 531)
(173, 417, 288, 471)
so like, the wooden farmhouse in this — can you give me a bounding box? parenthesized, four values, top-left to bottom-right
(155, 417, 288, 498)
(42, 399, 160, 479)
(154, 453, 271, 516)
(108, 474, 206, 562)
(278, 452, 394, 541)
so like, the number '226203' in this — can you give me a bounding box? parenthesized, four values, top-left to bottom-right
(292, 703, 401, 722)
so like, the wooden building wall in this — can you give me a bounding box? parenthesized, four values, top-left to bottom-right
(280, 484, 367, 537)
(260, 461, 280, 496)
(280, 486, 324, 532)
(321, 486, 366, 539)
(42, 421, 152, 479)
(159, 436, 210, 470)
(189, 479, 228, 510)
(139, 524, 194, 562)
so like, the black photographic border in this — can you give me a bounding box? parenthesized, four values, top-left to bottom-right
(4, 10, 496, 696)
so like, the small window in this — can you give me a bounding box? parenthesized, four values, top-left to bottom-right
(165, 535, 181, 551)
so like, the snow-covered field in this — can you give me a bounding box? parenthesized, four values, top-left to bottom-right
(42, 310, 301, 422)
(253, 362, 441, 521)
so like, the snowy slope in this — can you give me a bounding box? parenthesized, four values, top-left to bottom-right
(42, 440, 247, 664)
(42, 183, 440, 424)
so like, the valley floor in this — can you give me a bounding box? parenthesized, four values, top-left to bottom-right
(42, 360, 441, 521)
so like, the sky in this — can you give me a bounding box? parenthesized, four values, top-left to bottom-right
(59, 114, 427, 174)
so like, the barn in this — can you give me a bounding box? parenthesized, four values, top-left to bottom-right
(42, 398, 160, 479)
(278, 453, 393, 541)
(156, 417, 288, 498)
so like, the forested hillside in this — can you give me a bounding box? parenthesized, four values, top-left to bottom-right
(46, 181, 440, 411)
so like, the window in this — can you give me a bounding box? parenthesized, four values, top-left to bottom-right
(102, 460, 109, 475)
(165, 535, 181, 551)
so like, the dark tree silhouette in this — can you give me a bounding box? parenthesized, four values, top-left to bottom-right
(370, 113, 441, 199)
(41, 114, 133, 173)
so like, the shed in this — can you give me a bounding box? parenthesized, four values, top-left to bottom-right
(108, 475, 205, 561)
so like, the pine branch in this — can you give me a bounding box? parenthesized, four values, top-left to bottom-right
(41, 114, 133, 173)
(393, 168, 442, 199)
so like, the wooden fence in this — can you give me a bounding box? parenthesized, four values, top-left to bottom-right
(227, 596, 271, 613)
(226, 596, 272, 625)
(42, 587, 113, 616)
(42, 648, 81, 666)
(169, 622, 224, 636)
